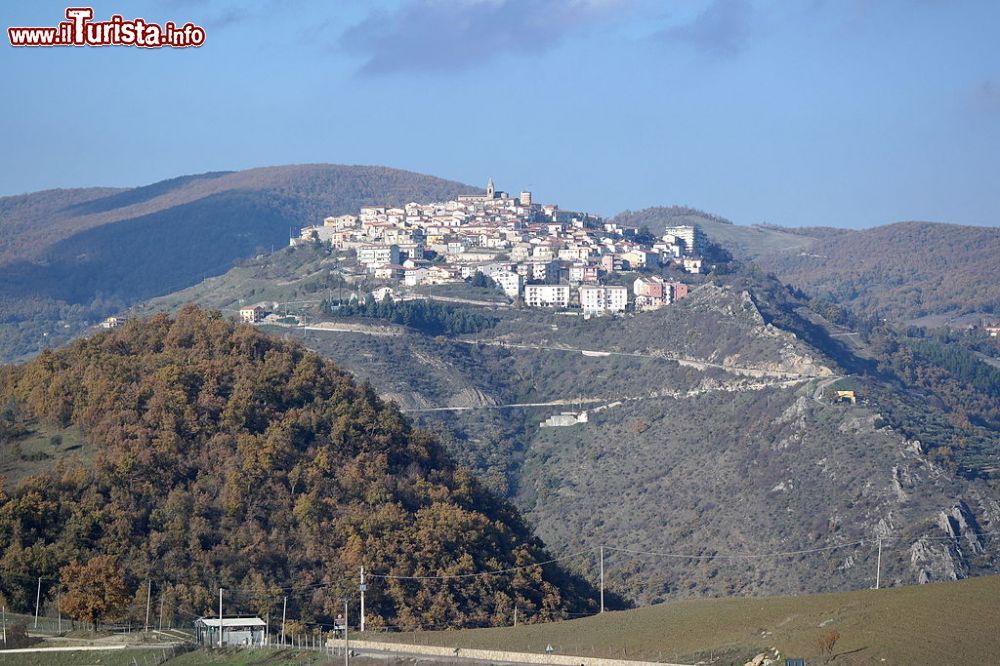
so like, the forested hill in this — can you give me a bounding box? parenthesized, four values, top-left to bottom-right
(756, 221, 1000, 325)
(612, 209, 999, 325)
(0, 164, 477, 362)
(0, 307, 598, 629)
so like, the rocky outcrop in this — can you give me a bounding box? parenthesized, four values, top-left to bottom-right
(910, 538, 962, 583)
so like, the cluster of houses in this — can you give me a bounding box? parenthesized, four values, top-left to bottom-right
(291, 179, 705, 315)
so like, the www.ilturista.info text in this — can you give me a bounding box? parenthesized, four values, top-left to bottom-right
(8, 7, 205, 48)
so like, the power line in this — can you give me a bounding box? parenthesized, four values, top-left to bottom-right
(603, 539, 868, 561)
(368, 548, 596, 581)
(4, 529, 997, 593)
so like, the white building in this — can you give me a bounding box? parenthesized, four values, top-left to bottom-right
(239, 305, 265, 323)
(662, 225, 706, 255)
(356, 244, 400, 267)
(291, 225, 336, 246)
(494, 272, 523, 299)
(403, 268, 429, 286)
(323, 214, 358, 229)
(682, 257, 704, 274)
(195, 617, 266, 647)
(98, 315, 127, 329)
(579, 285, 628, 315)
(524, 284, 570, 308)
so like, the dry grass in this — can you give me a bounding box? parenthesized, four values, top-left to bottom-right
(0, 421, 89, 491)
(379, 574, 1000, 665)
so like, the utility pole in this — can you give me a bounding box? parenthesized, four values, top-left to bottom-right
(218, 588, 224, 648)
(281, 596, 287, 647)
(159, 593, 164, 631)
(599, 546, 605, 613)
(3, 605, 7, 645)
(344, 599, 350, 666)
(875, 538, 882, 590)
(144, 579, 151, 633)
(359, 566, 366, 633)
(513, 606, 517, 627)
(34, 577, 41, 629)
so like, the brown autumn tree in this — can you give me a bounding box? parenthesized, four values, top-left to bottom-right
(59, 556, 131, 630)
(817, 628, 841, 662)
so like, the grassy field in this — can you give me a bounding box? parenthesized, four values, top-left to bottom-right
(164, 647, 335, 665)
(0, 419, 89, 491)
(379, 574, 1000, 665)
(0, 647, 172, 666)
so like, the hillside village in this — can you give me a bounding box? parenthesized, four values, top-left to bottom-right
(285, 179, 705, 317)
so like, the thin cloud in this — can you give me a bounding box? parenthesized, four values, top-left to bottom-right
(210, 7, 252, 29)
(972, 79, 1000, 114)
(340, 0, 631, 76)
(155, 0, 252, 29)
(656, 0, 752, 59)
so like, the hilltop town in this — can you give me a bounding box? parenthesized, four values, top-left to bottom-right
(282, 179, 706, 318)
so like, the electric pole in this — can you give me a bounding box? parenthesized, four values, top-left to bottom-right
(359, 566, 366, 633)
(144, 579, 151, 633)
(281, 596, 287, 646)
(34, 577, 41, 629)
(159, 593, 164, 631)
(599, 546, 605, 613)
(344, 599, 350, 666)
(218, 588, 224, 648)
(875, 538, 882, 590)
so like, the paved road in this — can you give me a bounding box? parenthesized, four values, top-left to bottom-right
(348, 646, 533, 665)
(458, 338, 825, 380)
(401, 377, 813, 414)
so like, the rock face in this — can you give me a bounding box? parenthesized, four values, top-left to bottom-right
(516, 360, 997, 602)
(475, 283, 995, 600)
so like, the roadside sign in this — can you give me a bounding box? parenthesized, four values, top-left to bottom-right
(359, 584, 368, 592)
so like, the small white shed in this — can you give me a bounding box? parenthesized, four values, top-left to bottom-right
(194, 617, 266, 647)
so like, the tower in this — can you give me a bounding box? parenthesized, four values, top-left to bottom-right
(486, 177, 495, 199)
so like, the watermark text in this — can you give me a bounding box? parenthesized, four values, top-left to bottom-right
(8, 7, 205, 48)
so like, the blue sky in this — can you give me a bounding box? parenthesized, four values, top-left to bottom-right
(2, 0, 999, 227)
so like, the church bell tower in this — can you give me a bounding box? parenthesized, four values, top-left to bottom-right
(486, 177, 495, 199)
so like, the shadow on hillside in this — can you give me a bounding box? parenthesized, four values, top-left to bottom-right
(61, 171, 234, 216)
(13, 190, 293, 305)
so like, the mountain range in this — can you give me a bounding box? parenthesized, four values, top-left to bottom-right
(1, 164, 998, 624)
(3, 166, 999, 364)
(0, 165, 475, 361)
